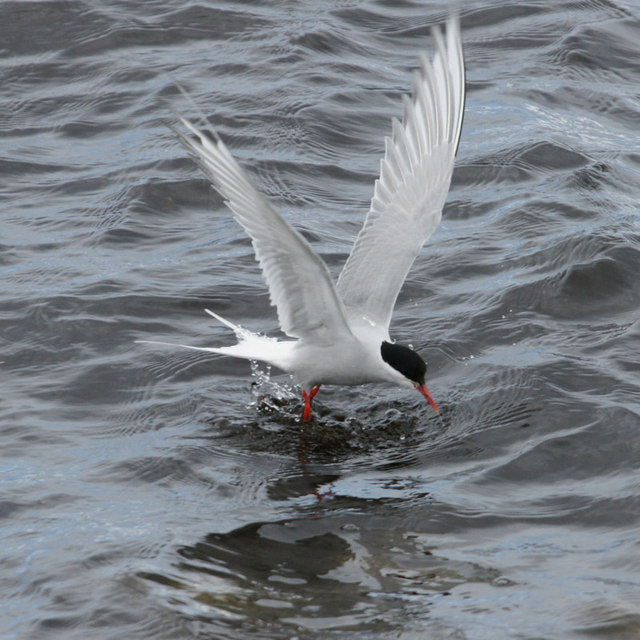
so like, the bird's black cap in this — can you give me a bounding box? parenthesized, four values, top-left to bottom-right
(380, 341, 427, 384)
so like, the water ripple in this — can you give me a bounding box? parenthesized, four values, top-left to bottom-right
(2, 1, 640, 638)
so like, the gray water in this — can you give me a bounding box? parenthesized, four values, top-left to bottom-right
(3, 1, 640, 638)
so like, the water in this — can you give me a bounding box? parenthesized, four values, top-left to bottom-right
(2, 1, 640, 638)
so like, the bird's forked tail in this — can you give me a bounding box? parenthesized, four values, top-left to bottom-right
(136, 309, 293, 369)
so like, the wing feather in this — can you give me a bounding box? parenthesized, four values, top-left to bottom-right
(337, 15, 465, 329)
(171, 112, 353, 343)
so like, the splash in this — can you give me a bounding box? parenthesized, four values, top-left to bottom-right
(248, 360, 297, 414)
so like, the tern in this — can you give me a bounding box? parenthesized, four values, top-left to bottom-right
(142, 16, 465, 422)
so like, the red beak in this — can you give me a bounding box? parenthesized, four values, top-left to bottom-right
(416, 383, 439, 413)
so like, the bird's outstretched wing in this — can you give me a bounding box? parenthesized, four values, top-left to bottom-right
(171, 111, 353, 343)
(336, 16, 465, 330)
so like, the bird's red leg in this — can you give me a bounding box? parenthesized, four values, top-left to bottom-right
(302, 385, 321, 422)
(302, 390, 312, 422)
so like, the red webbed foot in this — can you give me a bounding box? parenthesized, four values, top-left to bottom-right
(302, 384, 321, 422)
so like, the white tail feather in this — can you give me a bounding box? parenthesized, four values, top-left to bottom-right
(136, 310, 296, 371)
(134, 339, 224, 354)
(204, 308, 253, 341)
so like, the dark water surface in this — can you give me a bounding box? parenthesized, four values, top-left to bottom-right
(3, 1, 640, 638)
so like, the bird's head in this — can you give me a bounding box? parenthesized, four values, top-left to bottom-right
(380, 341, 439, 413)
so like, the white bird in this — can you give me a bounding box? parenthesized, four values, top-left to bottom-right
(141, 16, 465, 423)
